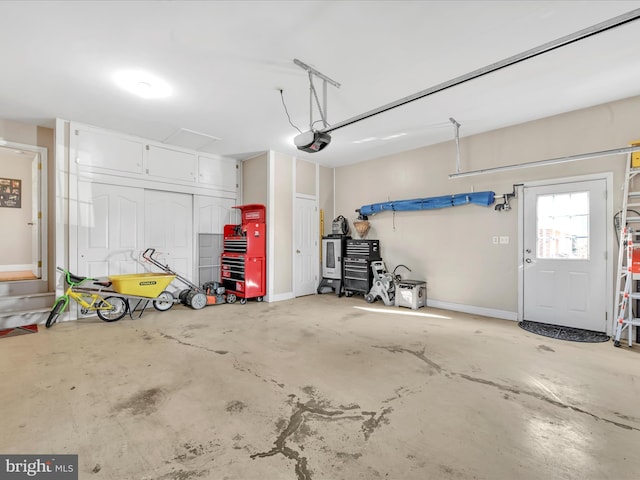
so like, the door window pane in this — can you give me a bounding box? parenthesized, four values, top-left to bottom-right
(536, 192, 589, 259)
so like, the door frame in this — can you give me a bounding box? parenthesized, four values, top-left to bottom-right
(517, 172, 614, 333)
(0, 140, 48, 283)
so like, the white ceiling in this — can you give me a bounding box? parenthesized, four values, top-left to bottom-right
(1, 0, 640, 167)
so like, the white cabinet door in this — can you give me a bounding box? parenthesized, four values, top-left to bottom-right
(73, 127, 144, 174)
(197, 155, 238, 192)
(77, 182, 145, 277)
(145, 190, 193, 292)
(146, 145, 196, 183)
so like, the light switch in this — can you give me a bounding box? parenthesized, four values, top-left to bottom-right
(499, 236, 509, 244)
(493, 236, 499, 244)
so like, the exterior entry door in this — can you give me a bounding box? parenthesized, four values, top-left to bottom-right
(523, 179, 607, 332)
(294, 197, 318, 297)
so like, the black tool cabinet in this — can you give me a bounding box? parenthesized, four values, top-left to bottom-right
(343, 239, 381, 296)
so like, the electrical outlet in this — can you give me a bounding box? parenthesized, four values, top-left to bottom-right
(493, 236, 499, 244)
(499, 236, 509, 244)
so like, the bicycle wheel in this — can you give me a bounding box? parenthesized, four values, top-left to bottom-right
(46, 297, 67, 328)
(97, 296, 128, 322)
(153, 291, 174, 311)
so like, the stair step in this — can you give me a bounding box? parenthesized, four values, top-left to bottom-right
(0, 292, 56, 312)
(0, 309, 50, 329)
(0, 280, 49, 297)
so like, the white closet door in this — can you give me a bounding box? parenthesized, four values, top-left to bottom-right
(195, 195, 237, 234)
(77, 182, 145, 278)
(294, 197, 318, 297)
(144, 190, 193, 290)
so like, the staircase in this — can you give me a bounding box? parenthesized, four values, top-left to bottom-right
(0, 280, 55, 329)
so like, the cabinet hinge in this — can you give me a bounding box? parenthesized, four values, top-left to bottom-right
(146, 145, 150, 150)
(38, 162, 42, 170)
(38, 211, 42, 219)
(37, 260, 42, 268)
(74, 129, 79, 136)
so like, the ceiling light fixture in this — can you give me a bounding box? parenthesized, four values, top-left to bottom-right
(114, 70, 172, 99)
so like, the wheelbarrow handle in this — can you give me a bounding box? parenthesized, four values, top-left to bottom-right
(142, 248, 156, 261)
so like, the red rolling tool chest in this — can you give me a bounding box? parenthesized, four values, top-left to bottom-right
(221, 204, 266, 304)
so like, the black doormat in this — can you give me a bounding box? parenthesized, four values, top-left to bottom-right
(518, 320, 610, 343)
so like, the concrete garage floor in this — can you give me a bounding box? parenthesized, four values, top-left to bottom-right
(2, 294, 640, 480)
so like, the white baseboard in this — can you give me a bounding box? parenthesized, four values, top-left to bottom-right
(0, 264, 33, 272)
(267, 292, 294, 303)
(427, 299, 518, 321)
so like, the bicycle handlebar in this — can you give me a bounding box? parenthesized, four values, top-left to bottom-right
(55, 266, 97, 287)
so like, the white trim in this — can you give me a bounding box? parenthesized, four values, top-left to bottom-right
(522, 172, 611, 187)
(427, 299, 518, 321)
(266, 150, 276, 302)
(517, 172, 614, 334)
(295, 192, 316, 200)
(38, 145, 48, 282)
(269, 291, 295, 302)
(333, 167, 336, 220)
(517, 185, 524, 322)
(291, 156, 297, 296)
(606, 172, 614, 334)
(77, 170, 237, 199)
(0, 140, 48, 283)
(315, 162, 320, 202)
(54, 119, 66, 297)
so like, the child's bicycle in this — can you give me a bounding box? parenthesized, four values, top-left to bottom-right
(46, 267, 127, 328)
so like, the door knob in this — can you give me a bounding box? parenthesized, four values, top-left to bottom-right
(296, 250, 301, 254)
(525, 258, 533, 263)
